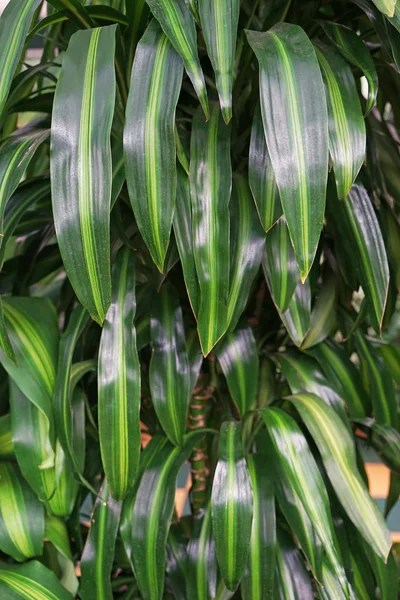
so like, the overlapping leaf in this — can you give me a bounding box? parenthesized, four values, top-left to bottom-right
(0, 560, 72, 600)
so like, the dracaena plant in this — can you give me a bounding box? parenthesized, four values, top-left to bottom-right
(0, 0, 399, 598)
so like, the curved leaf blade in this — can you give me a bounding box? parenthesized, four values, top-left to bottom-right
(372, 0, 396, 17)
(124, 19, 183, 271)
(186, 499, 218, 600)
(51, 25, 117, 324)
(246, 24, 329, 281)
(275, 529, 314, 600)
(0, 560, 72, 600)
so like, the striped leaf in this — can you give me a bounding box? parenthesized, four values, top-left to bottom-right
(80, 479, 122, 600)
(0, 560, 72, 600)
(277, 278, 311, 347)
(246, 24, 329, 281)
(0, 462, 44, 562)
(186, 499, 218, 600)
(0, 414, 13, 459)
(307, 340, 368, 418)
(215, 325, 259, 418)
(99, 247, 141, 500)
(199, 0, 240, 122)
(261, 407, 349, 597)
(372, 0, 396, 17)
(289, 392, 392, 562)
(190, 104, 231, 356)
(51, 25, 117, 324)
(124, 19, 183, 271)
(320, 21, 378, 115)
(301, 275, 337, 350)
(0, 298, 15, 363)
(241, 455, 276, 600)
(150, 285, 190, 446)
(275, 529, 314, 600)
(378, 343, 400, 385)
(44, 515, 78, 597)
(318, 558, 348, 600)
(264, 216, 299, 313)
(228, 175, 265, 330)
(145, 0, 209, 118)
(249, 105, 282, 232)
(314, 42, 366, 199)
(211, 422, 253, 592)
(0, 0, 42, 118)
(131, 434, 203, 600)
(47, 0, 93, 28)
(174, 165, 200, 316)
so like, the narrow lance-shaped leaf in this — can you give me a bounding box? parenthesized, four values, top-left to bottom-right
(274, 276, 311, 347)
(47, 0, 94, 28)
(145, 0, 209, 118)
(0, 298, 15, 363)
(301, 275, 337, 350)
(288, 392, 392, 562)
(0, 462, 44, 562)
(275, 529, 314, 600)
(261, 408, 350, 597)
(174, 166, 200, 316)
(246, 24, 328, 280)
(228, 175, 265, 330)
(190, 104, 231, 356)
(199, 0, 240, 123)
(150, 285, 190, 446)
(0, 560, 73, 600)
(80, 479, 122, 600)
(0, 414, 13, 459)
(124, 19, 183, 271)
(264, 216, 299, 313)
(215, 325, 259, 418)
(0, 0, 42, 118)
(51, 25, 117, 324)
(319, 21, 378, 115)
(241, 455, 276, 600)
(186, 499, 218, 600)
(99, 247, 141, 500)
(314, 42, 365, 199)
(211, 422, 253, 592)
(249, 105, 282, 232)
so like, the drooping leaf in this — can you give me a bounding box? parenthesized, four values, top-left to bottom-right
(98, 247, 141, 500)
(241, 455, 276, 600)
(190, 104, 231, 355)
(0, 462, 44, 562)
(215, 325, 259, 417)
(264, 216, 299, 313)
(246, 24, 329, 280)
(0, 0, 42, 118)
(124, 19, 183, 271)
(248, 104, 282, 232)
(186, 499, 218, 600)
(144, 0, 209, 118)
(80, 479, 122, 600)
(228, 174, 265, 330)
(0, 560, 72, 600)
(314, 42, 366, 199)
(277, 278, 311, 346)
(51, 25, 117, 324)
(211, 421, 253, 592)
(319, 21, 378, 115)
(301, 275, 337, 349)
(199, 0, 240, 122)
(289, 392, 392, 562)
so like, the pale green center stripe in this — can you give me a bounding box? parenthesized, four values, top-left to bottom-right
(226, 426, 236, 583)
(0, 466, 33, 557)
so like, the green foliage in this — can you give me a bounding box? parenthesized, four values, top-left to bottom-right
(0, 0, 398, 598)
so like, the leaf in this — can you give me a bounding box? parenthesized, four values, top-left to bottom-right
(0, 0, 42, 118)
(166, 525, 188, 600)
(79, 479, 122, 600)
(318, 558, 348, 600)
(354, 331, 397, 427)
(246, 24, 328, 281)
(186, 499, 218, 600)
(264, 216, 299, 313)
(288, 392, 392, 562)
(277, 278, 311, 346)
(301, 276, 336, 350)
(44, 515, 78, 596)
(0, 414, 13, 459)
(261, 407, 349, 596)
(150, 285, 190, 446)
(378, 343, 400, 384)
(190, 104, 231, 356)
(248, 104, 282, 232)
(145, 0, 209, 118)
(228, 174, 265, 330)
(124, 19, 183, 271)
(174, 165, 200, 316)
(372, 0, 396, 17)
(0, 298, 15, 363)
(241, 455, 276, 600)
(47, 0, 93, 28)
(0, 560, 73, 600)
(0, 462, 44, 562)
(99, 247, 141, 500)
(198, 0, 240, 122)
(211, 421, 253, 592)
(314, 42, 366, 199)
(319, 21, 378, 115)
(51, 25, 117, 324)
(275, 529, 314, 600)
(131, 433, 203, 600)
(307, 339, 368, 418)
(215, 325, 259, 417)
